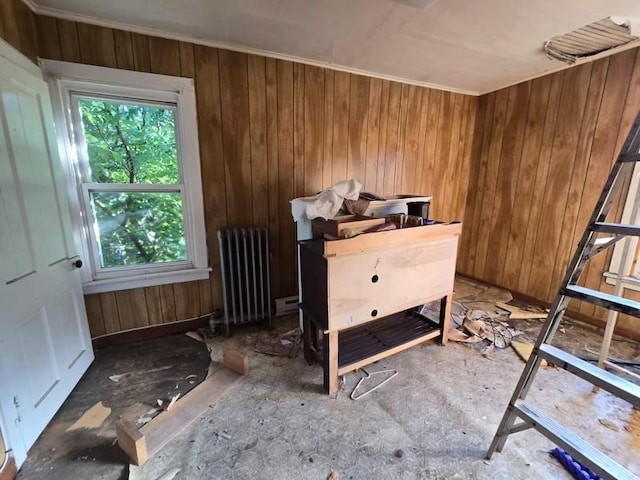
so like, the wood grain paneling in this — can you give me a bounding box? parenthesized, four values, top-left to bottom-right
(460, 47, 640, 336)
(0, 0, 37, 61)
(32, 15, 477, 338)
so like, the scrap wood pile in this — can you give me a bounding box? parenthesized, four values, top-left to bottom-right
(430, 291, 548, 358)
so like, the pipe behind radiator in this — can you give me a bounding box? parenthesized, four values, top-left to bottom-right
(217, 227, 272, 335)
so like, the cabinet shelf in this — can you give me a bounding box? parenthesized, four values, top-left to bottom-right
(337, 311, 440, 373)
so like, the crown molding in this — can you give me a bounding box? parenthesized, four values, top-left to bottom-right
(21, 0, 480, 96)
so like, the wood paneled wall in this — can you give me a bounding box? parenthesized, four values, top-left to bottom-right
(459, 47, 640, 336)
(31, 15, 478, 337)
(0, 0, 38, 61)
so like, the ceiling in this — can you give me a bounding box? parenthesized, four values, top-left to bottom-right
(29, 0, 640, 94)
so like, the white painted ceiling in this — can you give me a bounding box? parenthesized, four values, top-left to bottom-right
(30, 0, 640, 94)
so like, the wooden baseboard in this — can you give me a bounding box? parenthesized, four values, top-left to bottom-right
(455, 272, 640, 343)
(0, 455, 17, 480)
(92, 316, 211, 349)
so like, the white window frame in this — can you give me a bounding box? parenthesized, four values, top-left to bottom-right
(41, 60, 210, 294)
(605, 162, 640, 290)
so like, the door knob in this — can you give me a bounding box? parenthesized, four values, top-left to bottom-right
(72, 259, 83, 269)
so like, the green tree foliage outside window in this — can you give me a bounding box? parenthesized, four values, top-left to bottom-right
(78, 98, 187, 268)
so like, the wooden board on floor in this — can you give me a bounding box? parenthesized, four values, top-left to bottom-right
(116, 351, 248, 465)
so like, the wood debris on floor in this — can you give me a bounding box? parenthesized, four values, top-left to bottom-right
(66, 401, 111, 431)
(253, 327, 302, 357)
(116, 350, 249, 466)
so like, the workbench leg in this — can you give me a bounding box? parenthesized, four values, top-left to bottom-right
(323, 330, 339, 397)
(439, 294, 452, 345)
(302, 313, 314, 365)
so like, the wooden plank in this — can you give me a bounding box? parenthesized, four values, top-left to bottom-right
(548, 58, 608, 299)
(324, 330, 339, 396)
(528, 64, 591, 301)
(159, 283, 177, 323)
(219, 50, 252, 227)
(265, 58, 280, 298)
(440, 92, 465, 220)
(174, 281, 200, 321)
(421, 89, 442, 199)
(432, 92, 456, 220)
(400, 86, 424, 195)
(327, 236, 458, 330)
(194, 45, 226, 309)
(332, 71, 350, 184)
(116, 288, 149, 330)
(0, 0, 21, 53)
(248, 55, 269, 225)
(304, 65, 324, 195)
(35, 15, 62, 61)
(223, 350, 249, 375)
(56, 19, 81, 63)
(382, 82, 402, 196)
(116, 420, 148, 466)
(323, 221, 462, 257)
(578, 50, 636, 318)
(364, 78, 382, 192)
(144, 286, 163, 325)
(148, 36, 181, 76)
(485, 83, 530, 285)
(276, 59, 295, 295)
(393, 84, 410, 194)
(14, 0, 37, 61)
(462, 92, 493, 275)
(198, 278, 213, 315)
(100, 292, 121, 334)
(452, 96, 479, 222)
(293, 63, 305, 197)
(472, 87, 509, 277)
(113, 29, 135, 70)
(131, 33, 151, 72)
(375, 80, 390, 193)
(322, 69, 335, 189)
(116, 358, 247, 465)
(347, 74, 369, 185)
(84, 294, 105, 337)
(517, 73, 564, 293)
(501, 76, 553, 287)
(179, 41, 195, 78)
(77, 23, 116, 67)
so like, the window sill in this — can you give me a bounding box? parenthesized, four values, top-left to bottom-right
(602, 271, 640, 292)
(82, 267, 212, 295)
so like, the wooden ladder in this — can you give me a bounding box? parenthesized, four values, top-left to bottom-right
(486, 110, 640, 480)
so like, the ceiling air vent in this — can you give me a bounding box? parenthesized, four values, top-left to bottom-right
(544, 17, 639, 64)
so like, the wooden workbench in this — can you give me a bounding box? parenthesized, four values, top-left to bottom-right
(299, 222, 461, 396)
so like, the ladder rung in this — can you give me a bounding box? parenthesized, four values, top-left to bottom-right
(563, 285, 640, 317)
(591, 222, 640, 236)
(538, 344, 640, 407)
(513, 403, 638, 480)
(620, 153, 640, 163)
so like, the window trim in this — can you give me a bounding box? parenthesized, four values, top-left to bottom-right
(604, 161, 640, 291)
(41, 60, 210, 294)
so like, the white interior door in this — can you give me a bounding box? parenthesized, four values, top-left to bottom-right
(0, 42, 94, 467)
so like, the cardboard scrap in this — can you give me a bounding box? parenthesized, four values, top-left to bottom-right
(67, 401, 111, 431)
(511, 341, 548, 367)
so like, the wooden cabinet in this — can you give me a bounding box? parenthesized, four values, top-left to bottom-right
(300, 222, 461, 395)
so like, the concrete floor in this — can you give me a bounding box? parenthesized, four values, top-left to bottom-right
(16, 278, 640, 480)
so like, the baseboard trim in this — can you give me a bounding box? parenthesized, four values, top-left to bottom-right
(92, 316, 211, 349)
(0, 455, 17, 480)
(455, 272, 640, 343)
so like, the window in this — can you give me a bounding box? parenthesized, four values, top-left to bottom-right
(606, 162, 640, 289)
(43, 61, 209, 294)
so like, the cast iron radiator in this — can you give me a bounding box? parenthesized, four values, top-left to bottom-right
(217, 227, 272, 335)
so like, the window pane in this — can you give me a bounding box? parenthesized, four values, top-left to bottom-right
(78, 98, 179, 184)
(91, 191, 186, 268)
